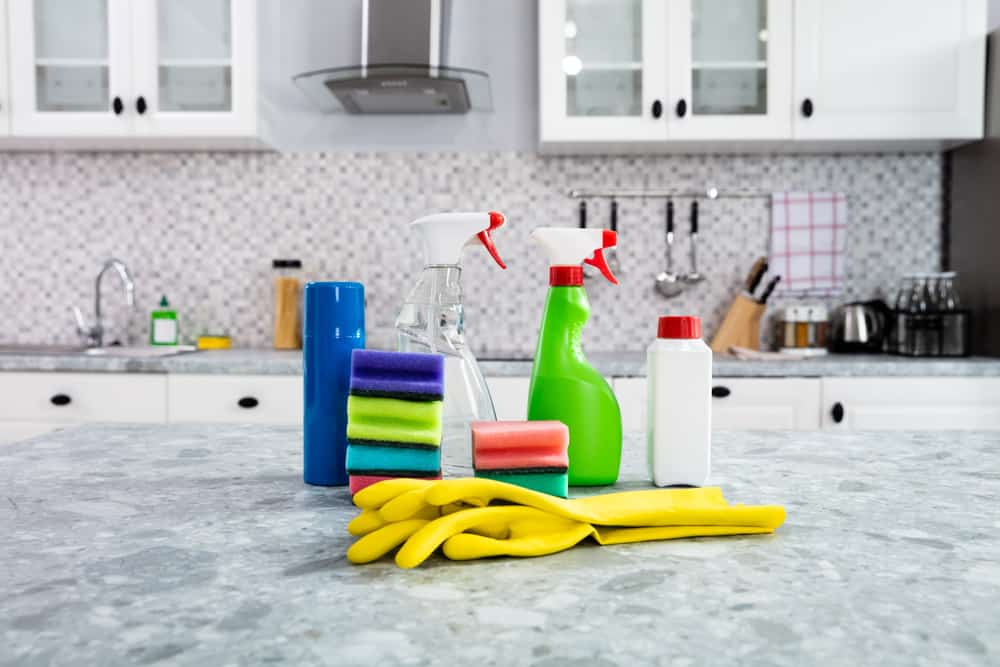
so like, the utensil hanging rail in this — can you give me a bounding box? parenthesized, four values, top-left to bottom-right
(567, 187, 770, 200)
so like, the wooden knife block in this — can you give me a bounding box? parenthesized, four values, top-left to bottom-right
(710, 294, 765, 353)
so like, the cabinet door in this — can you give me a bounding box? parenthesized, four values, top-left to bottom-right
(130, 0, 256, 137)
(822, 377, 1000, 430)
(794, 0, 986, 140)
(0, 0, 10, 135)
(539, 0, 667, 144)
(167, 375, 301, 424)
(616, 377, 821, 431)
(8, 0, 133, 136)
(666, 0, 792, 140)
(0, 372, 167, 423)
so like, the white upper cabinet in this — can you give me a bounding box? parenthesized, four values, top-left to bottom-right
(539, 0, 667, 144)
(793, 0, 986, 141)
(130, 0, 257, 138)
(5, 0, 264, 146)
(0, 0, 9, 135)
(666, 0, 792, 140)
(540, 0, 986, 151)
(9, 0, 133, 136)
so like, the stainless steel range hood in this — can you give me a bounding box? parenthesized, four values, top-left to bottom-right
(292, 0, 492, 114)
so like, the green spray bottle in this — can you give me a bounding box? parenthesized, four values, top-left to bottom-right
(527, 227, 622, 485)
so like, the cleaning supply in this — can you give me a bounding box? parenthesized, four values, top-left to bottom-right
(472, 420, 569, 497)
(303, 281, 365, 486)
(150, 296, 179, 346)
(272, 259, 303, 350)
(345, 349, 445, 493)
(196, 334, 231, 350)
(648, 316, 712, 487)
(396, 211, 507, 464)
(527, 227, 623, 486)
(346, 477, 786, 568)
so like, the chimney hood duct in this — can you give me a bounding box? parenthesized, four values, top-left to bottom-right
(292, 0, 493, 114)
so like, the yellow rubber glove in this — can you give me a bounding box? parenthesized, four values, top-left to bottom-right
(354, 477, 785, 530)
(347, 480, 786, 568)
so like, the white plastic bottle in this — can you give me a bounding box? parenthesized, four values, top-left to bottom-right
(647, 316, 711, 487)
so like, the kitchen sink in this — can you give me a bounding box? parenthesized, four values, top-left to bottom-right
(0, 344, 89, 356)
(84, 345, 198, 358)
(0, 344, 197, 358)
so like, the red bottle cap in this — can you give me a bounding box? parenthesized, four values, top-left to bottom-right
(658, 316, 701, 339)
(550, 266, 584, 286)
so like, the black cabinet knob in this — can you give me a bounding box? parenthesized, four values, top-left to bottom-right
(711, 386, 731, 398)
(136, 96, 147, 115)
(801, 98, 814, 118)
(651, 99, 663, 119)
(112, 97, 123, 115)
(50, 394, 72, 406)
(237, 396, 259, 409)
(831, 402, 845, 423)
(675, 98, 687, 118)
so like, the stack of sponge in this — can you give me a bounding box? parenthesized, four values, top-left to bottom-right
(345, 350, 445, 494)
(472, 420, 570, 498)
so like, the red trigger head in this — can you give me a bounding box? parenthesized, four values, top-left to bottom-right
(583, 229, 619, 284)
(477, 211, 507, 269)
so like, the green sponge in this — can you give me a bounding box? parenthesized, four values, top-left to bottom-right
(346, 395, 443, 447)
(474, 470, 569, 498)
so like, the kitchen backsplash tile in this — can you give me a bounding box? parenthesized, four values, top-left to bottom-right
(0, 151, 941, 354)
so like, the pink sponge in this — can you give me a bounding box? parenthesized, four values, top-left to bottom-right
(349, 473, 441, 495)
(471, 421, 569, 472)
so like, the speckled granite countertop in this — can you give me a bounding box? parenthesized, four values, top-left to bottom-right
(3, 424, 999, 665)
(2, 348, 1000, 378)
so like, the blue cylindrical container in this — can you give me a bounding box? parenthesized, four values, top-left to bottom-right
(303, 281, 365, 486)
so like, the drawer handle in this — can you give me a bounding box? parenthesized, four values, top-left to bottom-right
(237, 396, 259, 409)
(675, 98, 687, 118)
(801, 98, 814, 118)
(831, 402, 845, 423)
(711, 386, 731, 398)
(50, 393, 72, 406)
(651, 99, 663, 119)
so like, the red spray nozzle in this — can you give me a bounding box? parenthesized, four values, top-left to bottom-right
(477, 211, 507, 269)
(583, 229, 619, 285)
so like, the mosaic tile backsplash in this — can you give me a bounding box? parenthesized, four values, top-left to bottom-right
(0, 151, 941, 355)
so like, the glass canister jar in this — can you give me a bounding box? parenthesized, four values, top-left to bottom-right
(273, 259, 303, 350)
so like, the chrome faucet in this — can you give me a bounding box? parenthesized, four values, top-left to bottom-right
(73, 259, 136, 348)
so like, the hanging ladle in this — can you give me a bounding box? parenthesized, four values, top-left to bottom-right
(655, 199, 683, 298)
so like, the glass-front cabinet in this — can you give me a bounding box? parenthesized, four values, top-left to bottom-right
(130, 0, 257, 137)
(539, 0, 792, 147)
(7, 0, 257, 139)
(667, 0, 791, 139)
(8, 0, 132, 135)
(539, 0, 668, 144)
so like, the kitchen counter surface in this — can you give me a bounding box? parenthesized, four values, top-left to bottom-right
(2, 348, 1000, 378)
(3, 424, 998, 665)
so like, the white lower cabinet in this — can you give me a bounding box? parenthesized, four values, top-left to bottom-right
(167, 374, 302, 424)
(0, 371, 167, 444)
(821, 377, 1000, 430)
(485, 377, 531, 421)
(615, 377, 822, 431)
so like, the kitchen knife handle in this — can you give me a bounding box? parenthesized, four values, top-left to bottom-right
(666, 200, 674, 234)
(759, 275, 782, 304)
(690, 201, 699, 234)
(578, 200, 587, 229)
(610, 199, 618, 232)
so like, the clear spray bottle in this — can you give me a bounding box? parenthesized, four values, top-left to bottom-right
(395, 211, 507, 463)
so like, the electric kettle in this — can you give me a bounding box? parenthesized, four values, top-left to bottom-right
(830, 300, 890, 353)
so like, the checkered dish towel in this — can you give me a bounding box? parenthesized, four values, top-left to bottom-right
(769, 192, 847, 295)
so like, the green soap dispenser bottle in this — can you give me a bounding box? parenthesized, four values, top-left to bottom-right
(150, 295, 179, 346)
(527, 227, 623, 486)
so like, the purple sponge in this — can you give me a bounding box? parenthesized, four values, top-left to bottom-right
(349, 349, 445, 401)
